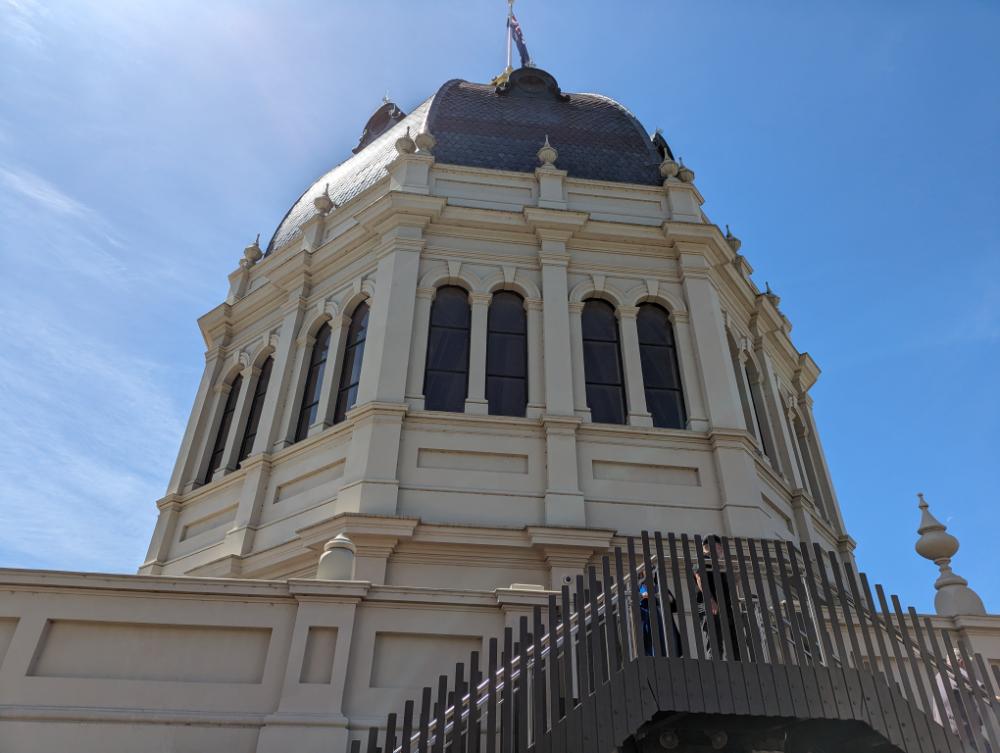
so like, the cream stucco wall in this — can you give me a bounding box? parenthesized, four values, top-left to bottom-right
(3, 130, 993, 753)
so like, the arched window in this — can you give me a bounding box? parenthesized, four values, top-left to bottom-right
(637, 303, 687, 429)
(486, 291, 528, 417)
(424, 286, 471, 412)
(204, 374, 243, 484)
(237, 357, 273, 464)
(333, 301, 370, 423)
(582, 299, 627, 425)
(294, 323, 331, 442)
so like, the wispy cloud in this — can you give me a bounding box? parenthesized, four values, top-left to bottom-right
(0, 165, 93, 219)
(1, 0, 49, 54)
(0, 303, 187, 572)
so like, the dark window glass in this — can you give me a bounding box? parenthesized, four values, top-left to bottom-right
(582, 299, 626, 424)
(637, 303, 687, 429)
(237, 357, 273, 463)
(294, 323, 331, 441)
(486, 291, 527, 416)
(424, 286, 470, 412)
(334, 302, 370, 423)
(204, 374, 243, 483)
(745, 365, 772, 459)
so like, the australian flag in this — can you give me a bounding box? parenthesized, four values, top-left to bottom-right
(508, 13, 531, 67)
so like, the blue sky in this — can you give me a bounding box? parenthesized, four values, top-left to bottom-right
(0, 1, 997, 612)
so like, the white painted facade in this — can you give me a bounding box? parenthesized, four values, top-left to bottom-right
(1, 94, 995, 753)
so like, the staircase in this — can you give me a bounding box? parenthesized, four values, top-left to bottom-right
(351, 531, 1000, 753)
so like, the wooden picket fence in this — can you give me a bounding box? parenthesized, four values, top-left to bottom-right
(351, 531, 1000, 753)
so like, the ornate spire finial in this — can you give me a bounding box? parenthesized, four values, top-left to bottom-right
(382, 90, 390, 105)
(914, 493, 986, 616)
(537, 134, 558, 167)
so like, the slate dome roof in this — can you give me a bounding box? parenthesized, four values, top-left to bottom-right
(266, 68, 670, 254)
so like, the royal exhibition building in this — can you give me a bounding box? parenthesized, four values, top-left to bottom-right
(1, 63, 998, 753)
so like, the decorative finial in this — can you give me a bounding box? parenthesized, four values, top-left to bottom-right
(313, 183, 335, 215)
(677, 157, 695, 183)
(242, 233, 263, 268)
(724, 224, 742, 253)
(915, 493, 986, 616)
(659, 155, 679, 180)
(414, 129, 436, 155)
(382, 90, 390, 105)
(394, 126, 416, 155)
(537, 134, 558, 167)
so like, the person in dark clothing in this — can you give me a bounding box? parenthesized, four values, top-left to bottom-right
(639, 574, 684, 658)
(694, 535, 742, 661)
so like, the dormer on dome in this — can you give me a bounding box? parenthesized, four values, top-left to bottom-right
(494, 66, 569, 101)
(352, 99, 406, 154)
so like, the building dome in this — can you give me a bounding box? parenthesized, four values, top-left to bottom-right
(266, 67, 669, 253)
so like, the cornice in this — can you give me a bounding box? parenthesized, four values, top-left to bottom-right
(355, 192, 446, 234)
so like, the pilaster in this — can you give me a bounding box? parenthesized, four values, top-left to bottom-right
(167, 346, 225, 494)
(190, 380, 232, 490)
(677, 247, 745, 430)
(354, 220, 426, 406)
(336, 402, 408, 517)
(537, 233, 575, 416)
(671, 310, 709, 431)
(223, 453, 273, 557)
(540, 415, 586, 528)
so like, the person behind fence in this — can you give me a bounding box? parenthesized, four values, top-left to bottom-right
(693, 534, 741, 661)
(638, 572, 683, 658)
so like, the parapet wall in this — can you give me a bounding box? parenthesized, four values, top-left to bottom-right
(0, 568, 997, 753)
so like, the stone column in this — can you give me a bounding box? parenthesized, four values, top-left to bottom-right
(314, 313, 350, 432)
(167, 346, 225, 494)
(567, 302, 591, 419)
(525, 298, 545, 417)
(404, 286, 435, 410)
(671, 311, 709, 431)
(465, 291, 491, 414)
(617, 306, 653, 427)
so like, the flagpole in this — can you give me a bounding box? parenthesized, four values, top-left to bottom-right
(506, 0, 513, 70)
